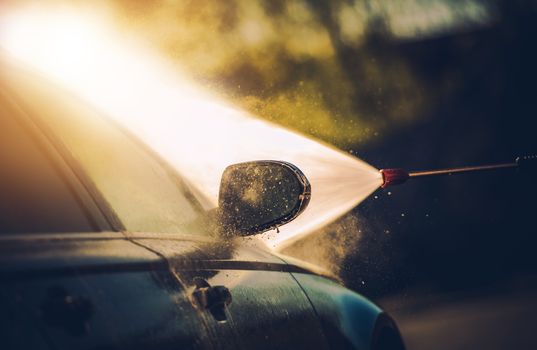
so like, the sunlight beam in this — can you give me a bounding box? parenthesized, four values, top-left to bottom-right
(0, 6, 382, 249)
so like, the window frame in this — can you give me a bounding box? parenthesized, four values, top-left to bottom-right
(1, 88, 115, 232)
(2, 60, 211, 235)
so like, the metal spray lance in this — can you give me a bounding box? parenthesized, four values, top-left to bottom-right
(380, 155, 537, 188)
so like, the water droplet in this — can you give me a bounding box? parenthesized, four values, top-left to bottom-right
(387, 191, 392, 196)
(401, 213, 405, 217)
(374, 195, 378, 199)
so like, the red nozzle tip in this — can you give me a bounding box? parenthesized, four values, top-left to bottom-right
(380, 168, 409, 188)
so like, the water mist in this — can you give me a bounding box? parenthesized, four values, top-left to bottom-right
(0, 8, 384, 250)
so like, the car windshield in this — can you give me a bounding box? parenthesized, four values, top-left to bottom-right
(4, 67, 209, 235)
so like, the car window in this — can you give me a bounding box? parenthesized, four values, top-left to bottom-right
(7, 72, 205, 235)
(0, 94, 95, 234)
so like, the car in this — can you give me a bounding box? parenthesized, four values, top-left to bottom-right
(0, 59, 405, 350)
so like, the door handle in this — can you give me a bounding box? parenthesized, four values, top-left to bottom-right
(191, 277, 232, 322)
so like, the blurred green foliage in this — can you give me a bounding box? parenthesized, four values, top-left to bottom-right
(109, 0, 493, 148)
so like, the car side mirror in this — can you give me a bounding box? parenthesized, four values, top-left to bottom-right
(218, 161, 311, 236)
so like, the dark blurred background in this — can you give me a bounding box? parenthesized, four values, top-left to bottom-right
(57, 0, 537, 348)
(340, 0, 537, 297)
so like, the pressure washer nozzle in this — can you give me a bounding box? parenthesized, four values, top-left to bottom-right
(380, 168, 409, 188)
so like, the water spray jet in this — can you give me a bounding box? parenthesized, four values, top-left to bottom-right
(380, 155, 537, 188)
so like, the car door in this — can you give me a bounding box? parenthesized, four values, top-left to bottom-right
(126, 233, 331, 350)
(0, 235, 216, 350)
(0, 87, 215, 350)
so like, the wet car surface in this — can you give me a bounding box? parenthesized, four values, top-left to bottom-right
(0, 60, 404, 350)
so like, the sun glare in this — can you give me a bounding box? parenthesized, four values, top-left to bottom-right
(0, 6, 382, 249)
